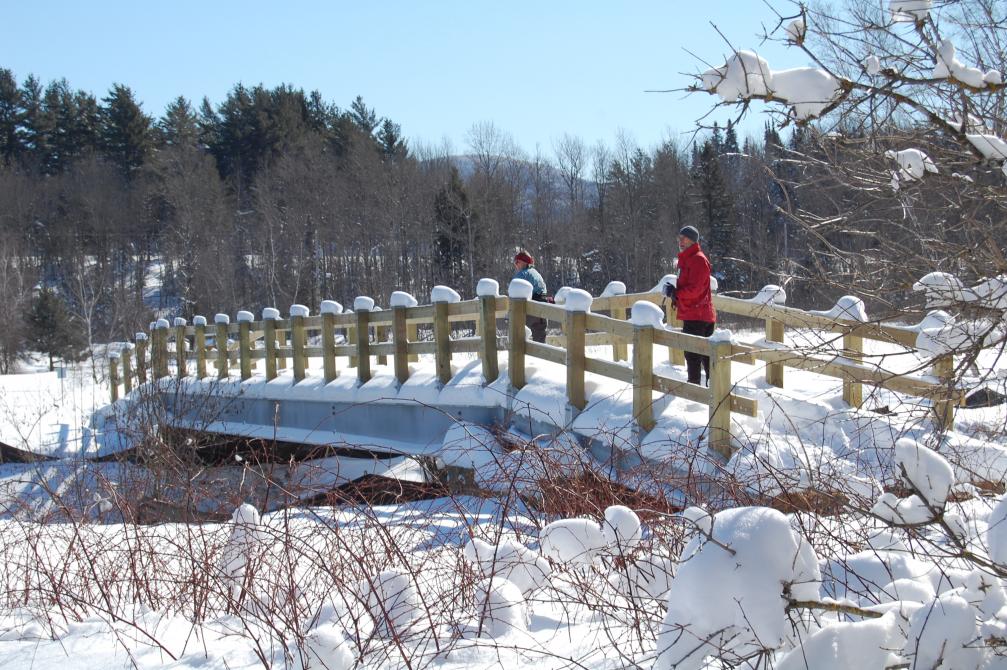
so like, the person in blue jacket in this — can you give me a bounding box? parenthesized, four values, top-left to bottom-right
(513, 249, 548, 342)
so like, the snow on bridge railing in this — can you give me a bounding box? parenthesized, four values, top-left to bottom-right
(109, 273, 977, 456)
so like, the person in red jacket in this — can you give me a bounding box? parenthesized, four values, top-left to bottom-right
(667, 225, 716, 385)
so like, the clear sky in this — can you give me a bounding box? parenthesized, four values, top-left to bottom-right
(4, 1, 802, 156)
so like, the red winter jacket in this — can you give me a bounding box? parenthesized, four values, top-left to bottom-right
(675, 243, 716, 322)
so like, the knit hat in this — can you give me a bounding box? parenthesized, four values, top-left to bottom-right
(679, 226, 699, 242)
(514, 251, 534, 265)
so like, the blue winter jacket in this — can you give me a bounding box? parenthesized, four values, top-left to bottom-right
(513, 267, 548, 299)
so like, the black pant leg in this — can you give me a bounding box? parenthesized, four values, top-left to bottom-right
(526, 315, 547, 343)
(682, 320, 716, 385)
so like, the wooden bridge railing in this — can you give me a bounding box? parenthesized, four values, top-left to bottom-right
(108, 280, 965, 458)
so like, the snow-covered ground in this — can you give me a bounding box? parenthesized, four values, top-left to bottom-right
(3, 327, 1007, 668)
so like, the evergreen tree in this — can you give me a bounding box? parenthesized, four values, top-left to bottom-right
(691, 140, 740, 289)
(18, 75, 49, 170)
(0, 68, 25, 165)
(377, 118, 407, 161)
(36, 79, 101, 174)
(27, 288, 84, 371)
(100, 83, 153, 176)
(158, 96, 199, 149)
(433, 167, 476, 287)
(349, 95, 378, 135)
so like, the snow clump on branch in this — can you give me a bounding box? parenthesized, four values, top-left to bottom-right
(700, 51, 842, 120)
(933, 38, 991, 89)
(654, 506, 821, 669)
(885, 148, 938, 180)
(889, 0, 932, 22)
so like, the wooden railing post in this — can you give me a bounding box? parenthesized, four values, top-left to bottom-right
(347, 316, 358, 369)
(290, 304, 308, 382)
(154, 319, 170, 379)
(393, 305, 410, 385)
(708, 336, 734, 460)
(666, 301, 685, 366)
(479, 295, 499, 384)
(355, 304, 372, 384)
(193, 316, 207, 378)
(600, 281, 627, 362)
(508, 296, 528, 389)
(277, 326, 288, 370)
(933, 354, 955, 430)
(565, 306, 587, 410)
(843, 331, 863, 407)
(632, 325, 655, 431)
(434, 300, 452, 385)
(134, 332, 148, 384)
(108, 352, 120, 403)
(375, 312, 389, 366)
(214, 314, 230, 379)
(237, 311, 253, 380)
(765, 318, 785, 388)
(174, 317, 188, 378)
(407, 321, 419, 363)
(320, 301, 340, 383)
(611, 304, 628, 362)
(122, 344, 133, 394)
(261, 308, 279, 380)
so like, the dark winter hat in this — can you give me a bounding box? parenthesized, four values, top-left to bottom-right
(679, 226, 700, 242)
(514, 251, 534, 265)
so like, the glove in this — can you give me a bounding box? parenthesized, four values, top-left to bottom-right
(663, 282, 676, 299)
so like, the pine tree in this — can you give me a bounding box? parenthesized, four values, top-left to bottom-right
(433, 167, 476, 287)
(349, 95, 378, 135)
(158, 96, 199, 149)
(0, 68, 25, 165)
(691, 140, 740, 289)
(378, 118, 407, 161)
(100, 83, 153, 176)
(36, 79, 101, 174)
(27, 288, 84, 371)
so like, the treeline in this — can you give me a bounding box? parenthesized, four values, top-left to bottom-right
(0, 67, 864, 370)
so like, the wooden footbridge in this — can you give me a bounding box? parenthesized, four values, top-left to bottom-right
(107, 280, 963, 458)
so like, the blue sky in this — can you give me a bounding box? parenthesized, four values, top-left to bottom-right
(4, 1, 802, 155)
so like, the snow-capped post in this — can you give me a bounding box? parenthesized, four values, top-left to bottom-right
(173, 317, 188, 378)
(260, 308, 279, 381)
(508, 279, 533, 389)
(134, 332, 148, 385)
(708, 330, 734, 459)
(630, 301, 658, 432)
(353, 297, 374, 384)
(289, 305, 309, 382)
(652, 274, 684, 366)
(214, 314, 230, 379)
(389, 293, 417, 384)
(320, 301, 341, 383)
(809, 296, 869, 407)
(565, 289, 592, 410)
(754, 285, 788, 388)
(600, 281, 628, 362)
(476, 279, 500, 384)
(154, 318, 170, 379)
(236, 311, 254, 380)
(192, 316, 208, 378)
(121, 343, 133, 394)
(108, 350, 120, 402)
(431, 287, 459, 385)
(388, 293, 414, 385)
